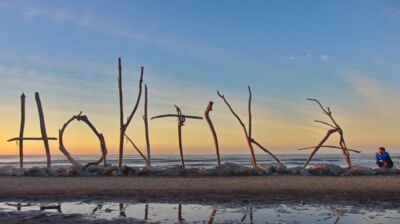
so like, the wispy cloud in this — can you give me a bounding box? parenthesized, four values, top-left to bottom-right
(319, 54, 329, 61)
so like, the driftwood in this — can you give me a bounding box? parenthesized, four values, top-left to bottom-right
(59, 112, 108, 169)
(217, 86, 280, 168)
(8, 93, 57, 168)
(124, 134, 148, 164)
(178, 204, 183, 223)
(18, 93, 25, 168)
(297, 145, 361, 153)
(118, 58, 144, 167)
(40, 204, 62, 213)
(35, 92, 51, 168)
(301, 98, 354, 168)
(145, 204, 149, 220)
(207, 208, 217, 224)
(143, 84, 151, 165)
(119, 203, 126, 217)
(151, 106, 203, 168)
(205, 101, 221, 165)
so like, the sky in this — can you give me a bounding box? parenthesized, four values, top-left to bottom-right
(0, 0, 399, 157)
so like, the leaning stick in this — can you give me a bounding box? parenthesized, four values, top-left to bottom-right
(124, 134, 148, 164)
(176, 106, 186, 168)
(143, 84, 151, 166)
(297, 145, 361, 153)
(217, 90, 257, 168)
(204, 101, 221, 165)
(19, 93, 25, 168)
(250, 138, 281, 163)
(303, 128, 338, 168)
(248, 86, 252, 138)
(35, 92, 51, 168)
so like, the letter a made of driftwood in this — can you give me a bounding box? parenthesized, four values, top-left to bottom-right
(151, 105, 203, 168)
(117, 58, 144, 167)
(217, 86, 281, 168)
(298, 98, 360, 168)
(204, 101, 221, 165)
(59, 112, 108, 169)
(7, 92, 57, 168)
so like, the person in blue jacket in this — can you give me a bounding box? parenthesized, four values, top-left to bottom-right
(375, 147, 394, 168)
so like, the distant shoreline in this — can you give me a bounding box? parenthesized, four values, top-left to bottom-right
(1, 176, 400, 204)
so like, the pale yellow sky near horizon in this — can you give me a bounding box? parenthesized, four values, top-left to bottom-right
(1, 72, 399, 157)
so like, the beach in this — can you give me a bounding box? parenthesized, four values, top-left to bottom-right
(1, 176, 399, 203)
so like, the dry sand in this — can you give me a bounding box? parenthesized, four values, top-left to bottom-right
(0, 176, 399, 203)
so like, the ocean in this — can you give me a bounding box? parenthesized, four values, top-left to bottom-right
(1, 153, 398, 168)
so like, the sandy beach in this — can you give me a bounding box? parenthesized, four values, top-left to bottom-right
(1, 176, 399, 204)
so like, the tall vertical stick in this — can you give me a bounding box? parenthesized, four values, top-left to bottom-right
(118, 58, 125, 167)
(204, 101, 220, 165)
(176, 106, 186, 168)
(35, 92, 51, 168)
(19, 93, 25, 168)
(143, 84, 151, 166)
(248, 86, 252, 139)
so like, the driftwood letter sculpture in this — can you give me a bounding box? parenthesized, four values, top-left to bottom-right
(217, 86, 280, 168)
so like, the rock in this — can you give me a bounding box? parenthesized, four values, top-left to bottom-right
(288, 166, 310, 176)
(343, 166, 376, 176)
(67, 167, 82, 176)
(198, 166, 209, 176)
(308, 164, 343, 176)
(184, 168, 200, 176)
(120, 165, 138, 175)
(45, 167, 59, 177)
(111, 170, 124, 176)
(103, 166, 119, 176)
(86, 165, 105, 174)
(211, 163, 250, 176)
(273, 163, 288, 174)
(250, 167, 267, 176)
(158, 166, 184, 176)
(28, 167, 49, 177)
(9, 168, 27, 176)
(374, 167, 391, 175)
(0, 166, 15, 176)
(257, 164, 275, 174)
(138, 165, 157, 176)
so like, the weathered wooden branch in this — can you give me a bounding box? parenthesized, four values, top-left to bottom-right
(204, 101, 221, 165)
(178, 204, 183, 223)
(124, 134, 148, 164)
(143, 84, 151, 166)
(217, 90, 257, 168)
(152, 106, 203, 168)
(248, 86, 252, 138)
(297, 145, 361, 153)
(151, 114, 203, 120)
(303, 128, 338, 168)
(35, 92, 51, 168)
(19, 93, 25, 168)
(8, 137, 57, 142)
(304, 98, 353, 168)
(59, 112, 108, 169)
(250, 138, 281, 163)
(207, 208, 217, 224)
(118, 57, 144, 168)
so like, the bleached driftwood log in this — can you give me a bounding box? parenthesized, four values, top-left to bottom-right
(217, 86, 280, 168)
(35, 92, 52, 168)
(18, 93, 25, 168)
(118, 58, 144, 167)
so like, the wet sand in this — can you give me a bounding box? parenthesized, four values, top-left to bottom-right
(0, 176, 399, 203)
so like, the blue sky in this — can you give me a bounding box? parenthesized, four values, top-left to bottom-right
(0, 0, 399, 155)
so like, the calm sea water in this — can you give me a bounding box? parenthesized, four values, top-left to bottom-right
(1, 200, 399, 223)
(0, 153, 398, 168)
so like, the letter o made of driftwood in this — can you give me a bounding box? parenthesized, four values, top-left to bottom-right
(59, 113, 107, 169)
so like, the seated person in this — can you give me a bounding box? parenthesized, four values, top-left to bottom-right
(375, 147, 394, 168)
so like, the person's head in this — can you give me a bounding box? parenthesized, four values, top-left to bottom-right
(378, 147, 386, 154)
